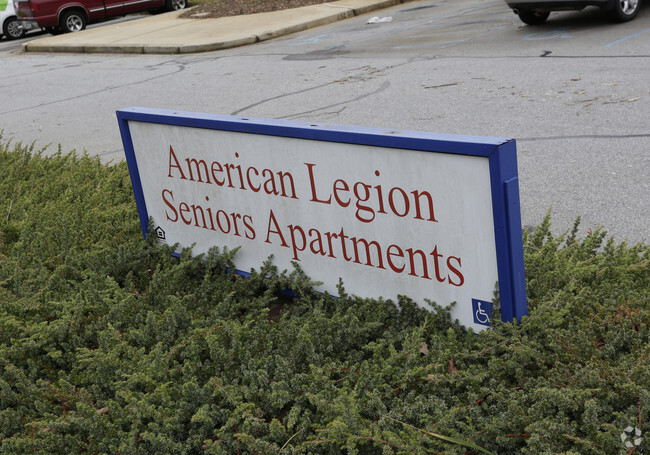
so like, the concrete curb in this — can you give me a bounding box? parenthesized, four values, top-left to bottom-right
(22, 0, 414, 54)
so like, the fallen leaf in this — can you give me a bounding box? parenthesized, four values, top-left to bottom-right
(448, 357, 459, 374)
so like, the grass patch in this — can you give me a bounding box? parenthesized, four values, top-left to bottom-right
(1, 137, 649, 454)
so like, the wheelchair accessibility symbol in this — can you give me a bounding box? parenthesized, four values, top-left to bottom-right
(472, 299, 493, 326)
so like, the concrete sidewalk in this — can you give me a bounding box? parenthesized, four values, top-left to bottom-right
(22, 0, 407, 54)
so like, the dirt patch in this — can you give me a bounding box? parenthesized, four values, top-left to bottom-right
(180, 0, 331, 19)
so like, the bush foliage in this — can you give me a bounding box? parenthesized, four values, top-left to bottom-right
(0, 138, 648, 454)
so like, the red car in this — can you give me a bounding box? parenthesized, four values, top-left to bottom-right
(14, 0, 186, 34)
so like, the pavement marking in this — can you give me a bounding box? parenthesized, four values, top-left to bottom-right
(604, 28, 650, 47)
(347, 24, 511, 50)
(288, 34, 331, 46)
(524, 28, 572, 40)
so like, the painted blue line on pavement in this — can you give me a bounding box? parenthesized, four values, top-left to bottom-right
(288, 34, 330, 46)
(524, 28, 571, 40)
(604, 28, 650, 47)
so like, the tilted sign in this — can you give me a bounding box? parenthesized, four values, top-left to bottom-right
(117, 107, 527, 331)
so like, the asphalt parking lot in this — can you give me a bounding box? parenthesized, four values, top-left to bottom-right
(1, 0, 648, 244)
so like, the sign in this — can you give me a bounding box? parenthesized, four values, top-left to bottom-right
(117, 107, 527, 331)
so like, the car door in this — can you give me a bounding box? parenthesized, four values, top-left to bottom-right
(82, 0, 110, 22)
(100, 0, 127, 19)
(104, 0, 160, 17)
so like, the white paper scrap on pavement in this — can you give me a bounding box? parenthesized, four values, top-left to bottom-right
(367, 16, 392, 24)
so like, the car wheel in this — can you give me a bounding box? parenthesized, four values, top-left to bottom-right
(164, 0, 187, 12)
(517, 10, 551, 25)
(59, 10, 87, 33)
(3, 17, 26, 40)
(610, 0, 640, 21)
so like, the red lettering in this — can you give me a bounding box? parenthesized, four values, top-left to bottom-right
(405, 248, 429, 279)
(185, 158, 212, 183)
(350, 237, 384, 269)
(262, 169, 278, 195)
(211, 161, 225, 186)
(309, 229, 327, 256)
(265, 210, 288, 246)
(374, 170, 387, 215)
(205, 197, 216, 231)
(447, 256, 464, 287)
(162, 189, 178, 222)
(191, 204, 209, 229)
(337, 228, 353, 261)
(247, 166, 260, 192)
(411, 190, 437, 222)
(288, 224, 306, 261)
(388, 187, 410, 217)
(277, 171, 298, 199)
(430, 246, 446, 283)
(243, 215, 256, 240)
(234, 153, 245, 189)
(353, 182, 374, 223)
(168, 146, 186, 180)
(179, 202, 192, 225)
(305, 163, 331, 204)
(324, 231, 338, 258)
(230, 212, 242, 236)
(224, 164, 238, 189)
(386, 244, 405, 273)
(333, 179, 350, 207)
(216, 210, 230, 234)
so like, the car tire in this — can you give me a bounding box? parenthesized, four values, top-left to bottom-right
(609, 0, 640, 21)
(3, 17, 26, 40)
(164, 0, 187, 12)
(59, 10, 87, 33)
(517, 10, 551, 25)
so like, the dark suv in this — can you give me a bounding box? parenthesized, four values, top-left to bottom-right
(14, 0, 186, 34)
(505, 0, 642, 24)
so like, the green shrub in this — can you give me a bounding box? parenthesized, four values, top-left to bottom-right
(1, 138, 648, 454)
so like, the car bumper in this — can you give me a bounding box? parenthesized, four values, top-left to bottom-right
(506, 0, 611, 9)
(17, 19, 38, 30)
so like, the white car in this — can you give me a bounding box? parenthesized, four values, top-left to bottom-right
(505, 0, 642, 24)
(1, 0, 35, 39)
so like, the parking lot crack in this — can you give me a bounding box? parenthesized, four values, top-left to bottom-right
(279, 81, 390, 121)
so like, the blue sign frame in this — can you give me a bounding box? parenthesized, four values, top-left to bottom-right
(117, 106, 527, 324)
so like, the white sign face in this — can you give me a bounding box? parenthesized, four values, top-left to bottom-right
(118, 108, 527, 331)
